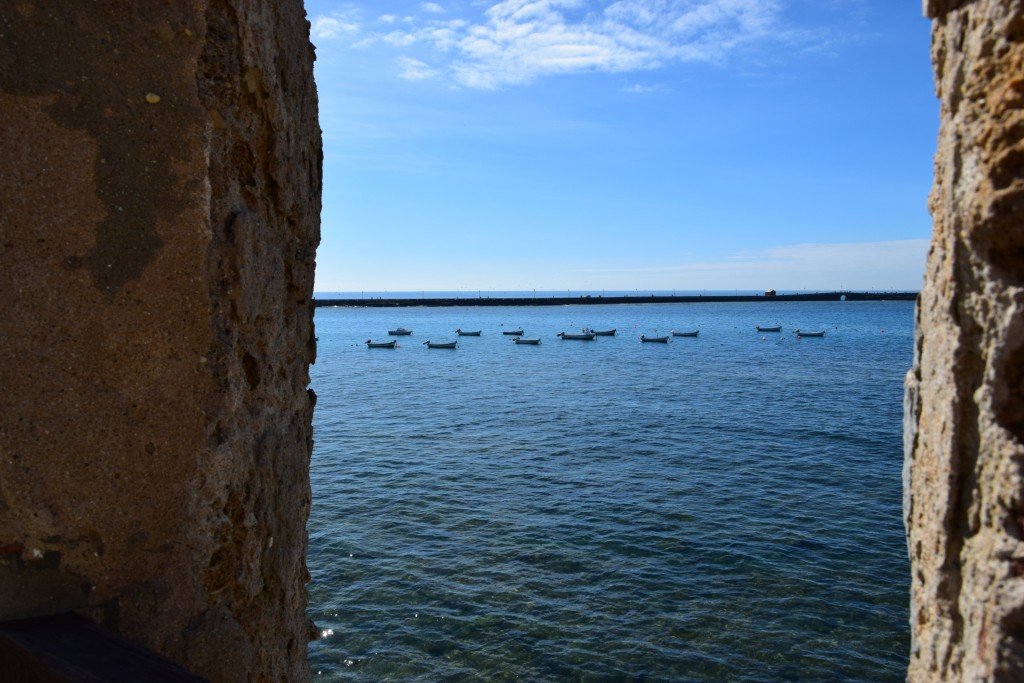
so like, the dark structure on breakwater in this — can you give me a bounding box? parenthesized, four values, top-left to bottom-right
(314, 291, 918, 308)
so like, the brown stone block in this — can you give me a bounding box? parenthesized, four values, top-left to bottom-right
(908, 0, 1024, 679)
(0, 2, 320, 681)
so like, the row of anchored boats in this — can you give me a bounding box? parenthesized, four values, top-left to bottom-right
(366, 325, 825, 347)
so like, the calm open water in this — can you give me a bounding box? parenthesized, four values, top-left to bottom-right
(307, 300, 912, 681)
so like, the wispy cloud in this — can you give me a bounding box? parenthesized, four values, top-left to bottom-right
(622, 83, 661, 93)
(317, 0, 826, 89)
(570, 239, 931, 290)
(310, 10, 360, 40)
(398, 57, 442, 81)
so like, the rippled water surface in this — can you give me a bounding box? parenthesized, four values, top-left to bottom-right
(307, 301, 912, 681)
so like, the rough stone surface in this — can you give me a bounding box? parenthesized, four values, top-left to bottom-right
(906, 0, 1024, 679)
(0, 3, 320, 681)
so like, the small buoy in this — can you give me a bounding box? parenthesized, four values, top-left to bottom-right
(145, 93, 161, 104)
(881, 329, 885, 333)
(762, 336, 766, 341)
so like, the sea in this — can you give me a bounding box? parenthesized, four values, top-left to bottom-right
(306, 298, 914, 682)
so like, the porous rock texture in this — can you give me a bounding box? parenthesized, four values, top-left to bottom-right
(0, 2, 320, 681)
(906, 0, 1024, 680)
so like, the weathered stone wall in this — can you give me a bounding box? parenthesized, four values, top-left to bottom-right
(906, 0, 1024, 679)
(0, 3, 320, 681)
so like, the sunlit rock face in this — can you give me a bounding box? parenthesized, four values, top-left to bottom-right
(906, 0, 1024, 680)
(0, 2, 320, 681)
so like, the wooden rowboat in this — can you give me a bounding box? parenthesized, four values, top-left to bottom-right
(756, 325, 782, 332)
(794, 329, 825, 337)
(366, 339, 398, 348)
(455, 329, 481, 336)
(671, 330, 699, 337)
(557, 331, 596, 340)
(502, 329, 524, 335)
(388, 327, 413, 336)
(640, 335, 670, 343)
(583, 328, 616, 336)
(424, 340, 458, 349)
(512, 337, 541, 345)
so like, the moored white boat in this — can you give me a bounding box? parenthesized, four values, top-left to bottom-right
(512, 337, 541, 345)
(671, 330, 699, 337)
(640, 335, 670, 343)
(756, 325, 782, 332)
(557, 331, 596, 340)
(794, 329, 825, 337)
(388, 327, 413, 335)
(424, 340, 458, 349)
(366, 339, 398, 348)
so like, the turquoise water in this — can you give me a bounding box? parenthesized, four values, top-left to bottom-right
(307, 300, 912, 681)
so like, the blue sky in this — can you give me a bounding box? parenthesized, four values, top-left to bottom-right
(307, 0, 936, 293)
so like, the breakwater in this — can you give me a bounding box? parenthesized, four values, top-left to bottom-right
(314, 291, 918, 308)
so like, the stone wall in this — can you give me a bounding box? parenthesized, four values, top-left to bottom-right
(0, 3, 320, 681)
(906, 0, 1024, 679)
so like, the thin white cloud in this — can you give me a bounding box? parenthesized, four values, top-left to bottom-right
(339, 0, 818, 88)
(723, 239, 930, 274)
(570, 239, 931, 290)
(398, 57, 442, 81)
(381, 30, 419, 47)
(621, 83, 660, 93)
(379, 14, 398, 24)
(311, 12, 361, 40)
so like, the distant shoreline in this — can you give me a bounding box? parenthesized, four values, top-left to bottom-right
(313, 291, 918, 308)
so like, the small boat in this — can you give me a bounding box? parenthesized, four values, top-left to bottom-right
(640, 335, 670, 343)
(794, 329, 825, 337)
(671, 330, 699, 337)
(584, 328, 616, 336)
(424, 340, 458, 349)
(502, 329, 524, 335)
(756, 325, 782, 332)
(456, 329, 481, 336)
(388, 327, 413, 336)
(366, 339, 398, 348)
(512, 337, 541, 345)
(557, 331, 596, 340)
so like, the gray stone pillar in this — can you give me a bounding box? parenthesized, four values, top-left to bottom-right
(906, 0, 1024, 679)
(0, 2, 320, 681)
